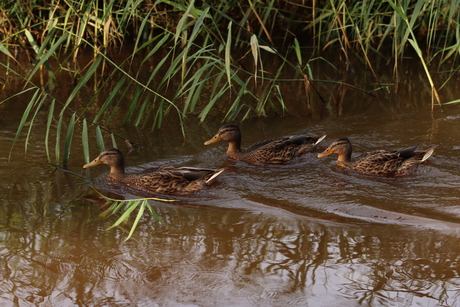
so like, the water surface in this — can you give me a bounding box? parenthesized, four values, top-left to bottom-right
(1, 63, 460, 306)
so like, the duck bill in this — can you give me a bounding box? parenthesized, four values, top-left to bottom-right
(317, 151, 332, 158)
(204, 135, 222, 145)
(83, 158, 102, 168)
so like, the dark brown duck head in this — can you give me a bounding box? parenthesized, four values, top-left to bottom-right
(317, 138, 353, 163)
(204, 124, 242, 154)
(83, 148, 125, 176)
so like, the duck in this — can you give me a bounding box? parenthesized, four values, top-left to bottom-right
(317, 138, 436, 175)
(204, 124, 327, 164)
(83, 148, 225, 194)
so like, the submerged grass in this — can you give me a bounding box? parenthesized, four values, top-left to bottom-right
(2, 0, 460, 235)
(91, 187, 168, 241)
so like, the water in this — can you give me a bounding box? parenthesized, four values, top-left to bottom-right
(2, 65, 460, 306)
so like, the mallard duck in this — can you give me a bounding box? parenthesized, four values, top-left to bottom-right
(204, 124, 327, 164)
(83, 148, 224, 194)
(317, 138, 436, 175)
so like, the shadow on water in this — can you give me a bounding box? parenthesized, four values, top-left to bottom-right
(2, 62, 460, 306)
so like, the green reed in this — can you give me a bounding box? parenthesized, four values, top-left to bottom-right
(3, 1, 459, 154)
(91, 187, 167, 241)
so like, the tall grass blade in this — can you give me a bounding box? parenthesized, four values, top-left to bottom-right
(134, 93, 151, 127)
(93, 75, 126, 122)
(111, 133, 118, 149)
(174, 0, 195, 44)
(0, 42, 18, 63)
(125, 199, 147, 241)
(24, 30, 40, 54)
(45, 99, 55, 163)
(25, 31, 67, 85)
(9, 89, 41, 161)
(250, 34, 258, 85)
(189, 7, 210, 43)
(82, 119, 90, 164)
(152, 101, 164, 131)
(107, 199, 142, 230)
(146, 202, 162, 224)
(55, 111, 64, 164)
(25, 94, 46, 154)
(64, 56, 102, 109)
(63, 113, 76, 167)
(387, 0, 443, 111)
(294, 37, 302, 66)
(96, 126, 105, 151)
(226, 22, 233, 86)
(133, 6, 155, 53)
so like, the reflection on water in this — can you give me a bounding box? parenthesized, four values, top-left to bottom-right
(2, 201, 460, 306)
(2, 68, 460, 306)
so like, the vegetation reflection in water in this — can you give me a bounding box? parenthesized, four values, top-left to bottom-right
(2, 190, 460, 306)
(2, 1, 460, 306)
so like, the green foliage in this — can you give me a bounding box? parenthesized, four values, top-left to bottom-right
(92, 187, 169, 241)
(2, 1, 460, 162)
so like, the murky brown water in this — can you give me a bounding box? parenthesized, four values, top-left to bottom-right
(2, 59, 460, 306)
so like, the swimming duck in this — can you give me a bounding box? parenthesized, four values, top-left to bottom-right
(317, 138, 436, 175)
(204, 124, 327, 164)
(83, 148, 224, 194)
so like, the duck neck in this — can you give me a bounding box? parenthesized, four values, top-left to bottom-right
(226, 139, 242, 156)
(337, 152, 352, 163)
(337, 143, 353, 164)
(109, 161, 126, 179)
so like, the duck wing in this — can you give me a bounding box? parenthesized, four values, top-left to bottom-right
(123, 166, 224, 194)
(242, 133, 326, 164)
(351, 144, 434, 175)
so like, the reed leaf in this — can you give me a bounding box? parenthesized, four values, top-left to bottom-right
(90, 187, 171, 239)
(111, 133, 118, 149)
(96, 126, 105, 152)
(152, 101, 164, 131)
(93, 75, 127, 122)
(133, 5, 155, 53)
(55, 111, 64, 164)
(107, 199, 142, 230)
(174, 0, 195, 44)
(45, 99, 56, 163)
(198, 70, 227, 121)
(65, 55, 102, 110)
(443, 98, 460, 105)
(134, 93, 151, 127)
(25, 94, 46, 155)
(9, 89, 41, 161)
(62, 113, 76, 167)
(189, 7, 210, 44)
(123, 86, 142, 125)
(226, 22, 233, 86)
(0, 42, 17, 63)
(125, 199, 147, 241)
(387, 0, 443, 110)
(294, 38, 302, 66)
(250, 34, 259, 85)
(82, 119, 90, 164)
(146, 202, 162, 224)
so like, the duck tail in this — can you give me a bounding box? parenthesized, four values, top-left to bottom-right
(206, 168, 225, 184)
(421, 146, 437, 162)
(314, 133, 327, 146)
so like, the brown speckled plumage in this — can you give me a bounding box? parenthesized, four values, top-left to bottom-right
(317, 138, 436, 175)
(204, 124, 327, 164)
(83, 148, 224, 194)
